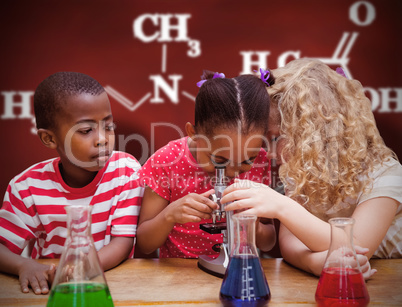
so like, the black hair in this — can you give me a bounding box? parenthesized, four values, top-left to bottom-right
(194, 70, 274, 136)
(34, 72, 105, 129)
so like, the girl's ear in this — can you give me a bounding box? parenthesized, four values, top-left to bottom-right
(37, 129, 57, 149)
(185, 122, 197, 140)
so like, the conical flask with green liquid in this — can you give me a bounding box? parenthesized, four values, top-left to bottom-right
(47, 205, 114, 307)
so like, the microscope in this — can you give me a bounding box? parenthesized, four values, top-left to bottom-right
(198, 165, 232, 277)
(198, 159, 284, 277)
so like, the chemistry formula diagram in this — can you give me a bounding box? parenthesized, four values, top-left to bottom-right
(103, 1, 400, 114)
(1, 0, 401, 136)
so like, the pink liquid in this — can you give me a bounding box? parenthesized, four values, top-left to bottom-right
(315, 267, 370, 307)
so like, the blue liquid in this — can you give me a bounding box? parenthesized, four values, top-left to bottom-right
(220, 255, 271, 307)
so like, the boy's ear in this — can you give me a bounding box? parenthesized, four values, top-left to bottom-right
(37, 129, 57, 149)
(185, 122, 196, 140)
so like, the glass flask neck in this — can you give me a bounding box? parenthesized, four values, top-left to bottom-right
(231, 215, 258, 257)
(65, 205, 92, 239)
(329, 217, 355, 248)
(325, 217, 357, 269)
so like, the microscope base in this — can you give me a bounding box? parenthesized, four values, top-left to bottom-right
(197, 249, 228, 278)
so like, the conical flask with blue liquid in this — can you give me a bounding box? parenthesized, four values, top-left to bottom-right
(47, 205, 114, 307)
(219, 215, 271, 306)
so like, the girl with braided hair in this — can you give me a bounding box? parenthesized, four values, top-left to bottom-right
(137, 69, 277, 259)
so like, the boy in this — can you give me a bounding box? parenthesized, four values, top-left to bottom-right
(0, 72, 143, 294)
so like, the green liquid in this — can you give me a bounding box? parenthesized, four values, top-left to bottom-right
(47, 282, 114, 307)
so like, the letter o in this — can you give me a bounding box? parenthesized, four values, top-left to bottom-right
(364, 87, 379, 111)
(349, 1, 376, 26)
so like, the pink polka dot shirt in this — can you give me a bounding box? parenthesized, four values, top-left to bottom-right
(139, 137, 271, 258)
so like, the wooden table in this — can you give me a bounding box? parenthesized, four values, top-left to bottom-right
(0, 258, 401, 306)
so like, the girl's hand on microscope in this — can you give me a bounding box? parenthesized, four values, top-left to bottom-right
(221, 179, 287, 219)
(165, 189, 218, 224)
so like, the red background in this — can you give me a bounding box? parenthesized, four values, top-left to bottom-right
(1, 0, 401, 196)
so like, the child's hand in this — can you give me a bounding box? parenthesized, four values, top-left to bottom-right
(355, 245, 377, 280)
(18, 259, 56, 294)
(221, 180, 284, 219)
(166, 189, 218, 224)
(325, 246, 376, 281)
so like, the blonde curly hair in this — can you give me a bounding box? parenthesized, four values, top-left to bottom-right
(268, 58, 397, 221)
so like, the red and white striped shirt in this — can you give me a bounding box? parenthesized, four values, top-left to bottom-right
(0, 151, 143, 259)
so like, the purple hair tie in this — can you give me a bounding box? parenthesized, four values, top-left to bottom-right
(196, 72, 225, 87)
(336, 67, 349, 79)
(254, 68, 270, 86)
